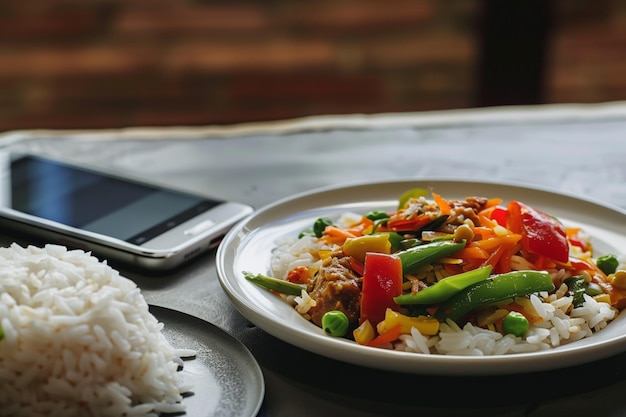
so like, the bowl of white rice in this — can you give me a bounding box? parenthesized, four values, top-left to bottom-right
(0, 243, 194, 417)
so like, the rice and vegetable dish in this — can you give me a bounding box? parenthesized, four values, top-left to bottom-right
(245, 188, 626, 355)
(0, 244, 194, 417)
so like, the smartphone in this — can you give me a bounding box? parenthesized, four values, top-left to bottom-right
(0, 152, 254, 273)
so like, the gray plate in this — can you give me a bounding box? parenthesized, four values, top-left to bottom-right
(151, 305, 264, 417)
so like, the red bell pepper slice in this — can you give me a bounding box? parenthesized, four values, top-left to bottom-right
(360, 252, 403, 326)
(490, 205, 508, 227)
(566, 227, 590, 252)
(386, 214, 433, 232)
(507, 200, 569, 263)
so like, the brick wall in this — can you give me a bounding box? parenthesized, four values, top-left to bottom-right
(0, 0, 624, 132)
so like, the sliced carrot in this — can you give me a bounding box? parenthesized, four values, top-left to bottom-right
(318, 225, 357, 245)
(484, 197, 503, 209)
(472, 225, 497, 240)
(318, 236, 347, 245)
(462, 260, 484, 272)
(386, 215, 433, 232)
(324, 225, 357, 238)
(477, 214, 498, 230)
(470, 234, 522, 252)
(346, 216, 375, 236)
(456, 246, 490, 260)
(367, 323, 402, 347)
(481, 244, 507, 272)
(432, 192, 451, 216)
(443, 263, 464, 276)
(496, 242, 519, 273)
(565, 227, 582, 238)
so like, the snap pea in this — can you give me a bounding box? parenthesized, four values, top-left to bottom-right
(434, 270, 555, 323)
(243, 271, 305, 296)
(394, 265, 492, 305)
(397, 240, 466, 275)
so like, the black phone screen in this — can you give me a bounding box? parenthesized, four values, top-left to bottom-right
(6, 155, 221, 245)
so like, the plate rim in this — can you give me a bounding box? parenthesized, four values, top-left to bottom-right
(216, 178, 626, 376)
(150, 304, 265, 416)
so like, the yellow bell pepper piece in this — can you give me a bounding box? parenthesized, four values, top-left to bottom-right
(353, 320, 376, 345)
(380, 308, 440, 336)
(593, 293, 611, 304)
(343, 234, 391, 263)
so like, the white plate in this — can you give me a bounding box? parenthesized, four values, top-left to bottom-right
(151, 305, 265, 416)
(216, 179, 626, 375)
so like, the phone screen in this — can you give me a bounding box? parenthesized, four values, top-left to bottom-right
(3, 155, 221, 245)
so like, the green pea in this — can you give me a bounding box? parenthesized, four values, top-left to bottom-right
(597, 254, 619, 275)
(321, 310, 349, 337)
(502, 311, 529, 337)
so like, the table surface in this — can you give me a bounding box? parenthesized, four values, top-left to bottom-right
(3, 101, 626, 417)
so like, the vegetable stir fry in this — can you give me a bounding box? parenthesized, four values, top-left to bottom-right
(244, 188, 626, 354)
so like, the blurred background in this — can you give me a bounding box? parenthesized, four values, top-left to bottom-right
(1, 0, 625, 132)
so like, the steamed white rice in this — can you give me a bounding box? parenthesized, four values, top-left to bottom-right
(271, 229, 619, 356)
(0, 244, 194, 417)
(395, 292, 616, 356)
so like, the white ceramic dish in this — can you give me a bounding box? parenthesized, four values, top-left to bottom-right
(151, 305, 265, 416)
(216, 179, 626, 375)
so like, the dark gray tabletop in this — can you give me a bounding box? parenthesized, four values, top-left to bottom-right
(3, 102, 626, 416)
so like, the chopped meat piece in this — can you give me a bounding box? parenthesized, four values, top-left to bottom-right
(307, 255, 362, 328)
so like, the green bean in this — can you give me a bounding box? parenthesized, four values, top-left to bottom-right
(243, 272, 305, 296)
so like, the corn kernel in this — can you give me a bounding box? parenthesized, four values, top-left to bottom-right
(611, 270, 626, 290)
(593, 293, 612, 304)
